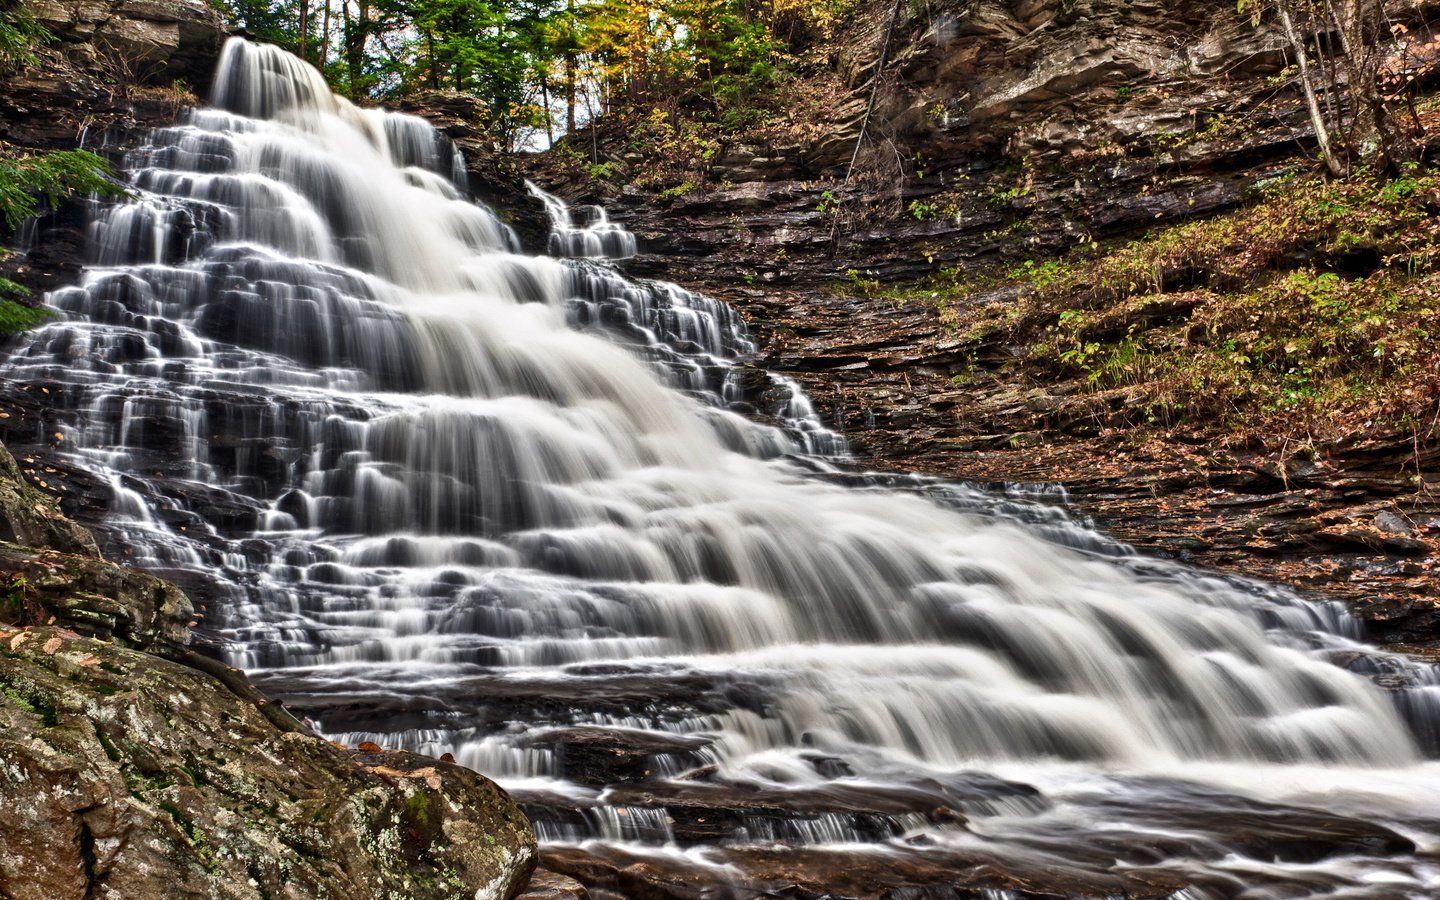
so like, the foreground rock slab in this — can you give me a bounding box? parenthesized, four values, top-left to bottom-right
(0, 625, 536, 899)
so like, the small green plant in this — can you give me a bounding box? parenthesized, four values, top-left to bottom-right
(0, 297, 53, 334)
(657, 181, 694, 200)
(1010, 259, 1067, 289)
(908, 200, 936, 221)
(840, 267, 881, 296)
(3, 574, 25, 609)
(0, 7, 50, 73)
(986, 182, 1028, 210)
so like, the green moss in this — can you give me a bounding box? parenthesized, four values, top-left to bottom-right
(94, 725, 121, 763)
(405, 788, 432, 826)
(1, 683, 38, 715)
(0, 298, 52, 334)
(918, 163, 1440, 441)
(158, 800, 222, 874)
(0, 677, 58, 726)
(123, 767, 175, 797)
(180, 760, 209, 786)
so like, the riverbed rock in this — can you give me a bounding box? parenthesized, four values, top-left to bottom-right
(0, 625, 537, 899)
(538, 842, 1192, 900)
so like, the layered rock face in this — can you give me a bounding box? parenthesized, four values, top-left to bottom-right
(0, 0, 224, 295)
(534, 0, 1331, 284)
(0, 437, 538, 898)
(1, 0, 223, 150)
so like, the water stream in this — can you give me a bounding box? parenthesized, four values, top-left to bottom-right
(5, 38, 1440, 897)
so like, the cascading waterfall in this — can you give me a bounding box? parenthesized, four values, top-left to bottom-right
(6, 37, 1440, 897)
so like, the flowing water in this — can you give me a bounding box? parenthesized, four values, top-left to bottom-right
(6, 38, 1440, 897)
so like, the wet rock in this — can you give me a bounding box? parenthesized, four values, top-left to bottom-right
(598, 779, 963, 844)
(0, 626, 537, 900)
(1375, 510, 1415, 535)
(539, 843, 1189, 900)
(518, 869, 591, 899)
(1092, 782, 1418, 865)
(525, 726, 713, 787)
(261, 665, 751, 738)
(0, 441, 99, 557)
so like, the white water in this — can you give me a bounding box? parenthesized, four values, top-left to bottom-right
(7, 38, 1440, 897)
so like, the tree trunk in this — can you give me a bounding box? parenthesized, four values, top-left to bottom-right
(1329, 0, 1415, 171)
(564, 0, 576, 133)
(1277, 0, 1345, 176)
(344, 0, 370, 93)
(298, 0, 310, 63)
(319, 0, 330, 68)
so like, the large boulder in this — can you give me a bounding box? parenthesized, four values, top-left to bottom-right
(0, 626, 537, 899)
(0, 443, 537, 899)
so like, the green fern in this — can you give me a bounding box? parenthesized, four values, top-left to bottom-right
(0, 149, 126, 230)
(0, 6, 51, 72)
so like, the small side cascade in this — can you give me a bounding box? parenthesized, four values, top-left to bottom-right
(529, 181, 637, 260)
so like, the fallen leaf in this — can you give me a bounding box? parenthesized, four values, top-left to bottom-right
(42, 636, 62, 654)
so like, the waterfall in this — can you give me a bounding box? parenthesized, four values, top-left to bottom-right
(6, 37, 1439, 896)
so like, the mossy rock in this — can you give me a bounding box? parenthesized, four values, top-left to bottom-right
(0, 627, 537, 899)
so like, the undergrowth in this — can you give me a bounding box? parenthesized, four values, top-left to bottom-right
(930, 164, 1440, 445)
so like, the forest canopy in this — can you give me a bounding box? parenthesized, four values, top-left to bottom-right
(217, 0, 845, 149)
